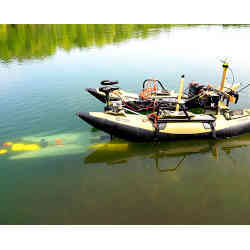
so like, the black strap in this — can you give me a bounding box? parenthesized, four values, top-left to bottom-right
(153, 118, 160, 141)
(209, 121, 216, 139)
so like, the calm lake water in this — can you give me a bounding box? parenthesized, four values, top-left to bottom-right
(1, 24, 250, 224)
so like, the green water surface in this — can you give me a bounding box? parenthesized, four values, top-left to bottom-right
(1, 24, 250, 224)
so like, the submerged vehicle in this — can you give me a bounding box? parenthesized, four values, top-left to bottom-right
(0, 132, 90, 160)
(78, 61, 250, 142)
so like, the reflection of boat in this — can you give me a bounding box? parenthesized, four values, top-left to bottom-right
(85, 139, 211, 164)
(78, 62, 250, 142)
(84, 133, 250, 171)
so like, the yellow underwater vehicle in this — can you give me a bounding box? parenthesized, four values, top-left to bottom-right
(78, 61, 250, 142)
(0, 132, 91, 159)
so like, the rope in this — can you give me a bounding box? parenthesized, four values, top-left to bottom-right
(147, 113, 160, 129)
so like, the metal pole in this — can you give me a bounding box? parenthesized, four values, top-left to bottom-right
(217, 62, 229, 114)
(176, 75, 185, 112)
(220, 62, 229, 91)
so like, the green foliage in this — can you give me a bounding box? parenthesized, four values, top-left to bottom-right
(0, 24, 175, 62)
(1, 24, 234, 62)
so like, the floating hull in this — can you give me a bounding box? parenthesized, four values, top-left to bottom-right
(77, 111, 250, 142)
(86, 88, 107, 103)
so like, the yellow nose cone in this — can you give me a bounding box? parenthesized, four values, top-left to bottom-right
(0, 149, 8, 155)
